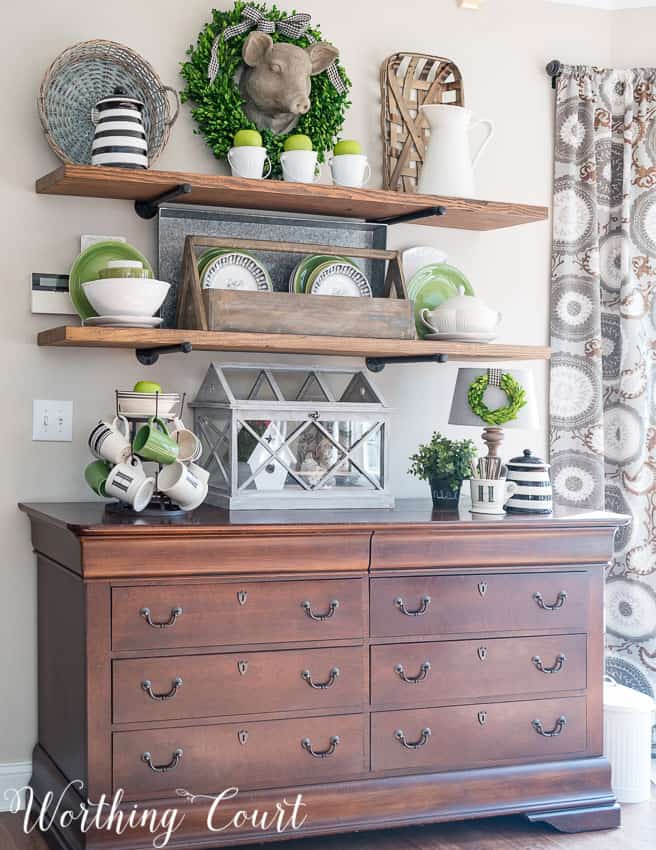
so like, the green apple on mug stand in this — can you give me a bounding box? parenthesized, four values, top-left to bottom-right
(134, 380, 162, 394)
(85, 459, 112, 497)
(228, 129, 271, 180)
(331, 139, 370, 189)
(281, 134, 318, 184)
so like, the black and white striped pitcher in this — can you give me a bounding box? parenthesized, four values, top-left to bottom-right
(91, 88, 148, 168)
(505, 449, 553, 514)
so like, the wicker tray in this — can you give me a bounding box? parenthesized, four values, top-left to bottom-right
(38, 39, 179, 165)
(380, 52, 464, 192)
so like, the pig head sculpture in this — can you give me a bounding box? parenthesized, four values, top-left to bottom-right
(239, 31, 339, 134)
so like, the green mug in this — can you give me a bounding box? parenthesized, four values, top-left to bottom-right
(133, 416, 179, 464)
(85, 459, 112, 497)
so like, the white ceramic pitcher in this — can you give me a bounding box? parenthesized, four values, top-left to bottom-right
(418, 104, 494, 198)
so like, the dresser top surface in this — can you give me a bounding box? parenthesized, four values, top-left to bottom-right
(19, 499, 628, 537)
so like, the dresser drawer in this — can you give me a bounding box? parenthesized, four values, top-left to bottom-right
(370, 572, 588, 637)
(112, 578, 366, 650)
(372, 696, 587, 773)
(371, 634, 586, 708)
(114, 646, 366, 723)
(113, 713, 367, 798)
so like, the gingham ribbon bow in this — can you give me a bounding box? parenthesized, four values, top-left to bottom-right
(208, 6, 345, 94)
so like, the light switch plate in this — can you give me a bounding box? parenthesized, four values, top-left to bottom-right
(33, 400, 73, 442)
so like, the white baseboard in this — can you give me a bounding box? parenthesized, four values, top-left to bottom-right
(0, 762, 32, 812)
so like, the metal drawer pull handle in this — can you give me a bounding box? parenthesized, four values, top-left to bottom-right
(302, 599, 339, 621)
(140, 606, 183, 628)
(302, 667, 340, 689)
(533, 591, 567, 611)
(395, 727, 431, 749)
(394, 595, 431, 617)
(141, 748, 183, 773)
(301, 735, 340, 758)
(532, 716, 567, 737)
(141, 677, 183, 701)
(532, 653, 566, 674)
(395, 661, 431, 684)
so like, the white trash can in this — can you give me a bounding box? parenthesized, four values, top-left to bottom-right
(603, 677, 655, 803)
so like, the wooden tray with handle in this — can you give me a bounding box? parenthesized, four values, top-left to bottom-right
(175, 235, 414, 340)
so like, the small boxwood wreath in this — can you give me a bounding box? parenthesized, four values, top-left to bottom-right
(467, 372, 527, 426)
(181, 2, 351, 177)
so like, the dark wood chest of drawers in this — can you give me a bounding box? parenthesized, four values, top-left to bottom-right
(20, 500, 625, 850)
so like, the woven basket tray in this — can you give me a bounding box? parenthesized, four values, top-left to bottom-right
(380, 52, 464, 193)
(38, 39, 179, 165)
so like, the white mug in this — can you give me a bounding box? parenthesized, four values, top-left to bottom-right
(330, 154, 371, 188)
(170, 419, 202, 463)
(470, 478, 518, 515)
(88, 416, 131, 465)
(158, 460, 208, 511)
(280, 150, 319, 183)
(188, 462, 210, 485)
(227, 146, 271, 180)
(105, 457, 155, 512)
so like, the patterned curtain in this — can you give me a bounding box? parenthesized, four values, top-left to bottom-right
(550, 66, 656, 698)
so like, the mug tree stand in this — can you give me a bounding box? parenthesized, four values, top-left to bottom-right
(104, 390, 190, 519)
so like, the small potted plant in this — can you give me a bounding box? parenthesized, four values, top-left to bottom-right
(409, 431, 477, 508)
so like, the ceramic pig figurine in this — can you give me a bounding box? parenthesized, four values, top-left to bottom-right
(239, 31, 339, 134)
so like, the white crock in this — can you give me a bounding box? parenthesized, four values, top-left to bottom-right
(504, 449, 553, 515)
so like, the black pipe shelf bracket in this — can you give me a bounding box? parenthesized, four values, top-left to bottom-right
(371, 205, 447, 226)
(135, 183, 193, 219)
(135, 342, 193, 366)
(546, 59, 562, 90)
(366, 353, 449, 373)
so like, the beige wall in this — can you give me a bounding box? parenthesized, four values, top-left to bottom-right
(0, 0, 613, 764)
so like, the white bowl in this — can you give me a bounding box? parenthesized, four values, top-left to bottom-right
(82, 278, 170, 317)
(117, 392, 180, 418)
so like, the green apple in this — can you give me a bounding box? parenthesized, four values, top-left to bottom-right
(333, 139, 362, 156)
(134, 380, 162, 394)
(233, 129, 262, 147)
(284, 134, 313, 152)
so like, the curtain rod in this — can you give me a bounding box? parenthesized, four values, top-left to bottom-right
(546, 59, 562, 89)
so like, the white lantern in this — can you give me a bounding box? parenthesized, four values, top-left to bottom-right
(603, 678, 655, 803)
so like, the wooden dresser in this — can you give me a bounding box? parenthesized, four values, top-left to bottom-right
(20, 500, 626, 850)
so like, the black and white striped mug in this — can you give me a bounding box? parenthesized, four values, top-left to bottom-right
(91, 88, 148, 169)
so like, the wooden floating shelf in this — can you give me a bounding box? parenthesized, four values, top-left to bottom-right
(36, 164, 548, 231)
(37, 326, 551, 361)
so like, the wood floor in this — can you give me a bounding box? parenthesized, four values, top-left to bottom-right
(1, 797, 653, 850)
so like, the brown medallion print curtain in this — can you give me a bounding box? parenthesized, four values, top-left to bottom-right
(550, 66, 656, 696)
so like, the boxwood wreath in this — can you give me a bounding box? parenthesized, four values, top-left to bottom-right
(181, 2, 351, 177)
(467, 372, 527, 426)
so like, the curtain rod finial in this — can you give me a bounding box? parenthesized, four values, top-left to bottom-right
(546, 60, 562, 78)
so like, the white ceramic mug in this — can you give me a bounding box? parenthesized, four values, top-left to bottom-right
(330, 154, 371, 188)
(88, 416, 131, 465)
(227, 146, 272, 179)
(280, 150, 319, 183)
(188, 462, 210, 485)
(105, 457, 155, 512)
(170, 419, 202, 463)
(470, 478, 518, 515)
(158, 461, 208, 511)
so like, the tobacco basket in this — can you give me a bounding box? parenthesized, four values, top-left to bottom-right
(380, 52, 464, 192)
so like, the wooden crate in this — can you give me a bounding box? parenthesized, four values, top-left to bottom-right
(381, 53, 464, 193)
(175, 235, 415, 340)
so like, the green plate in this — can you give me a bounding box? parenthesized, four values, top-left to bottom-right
(197, 248, 231, 278)
(69, 241, 154, 321)
(408, 263, 475, 338)
(292, 255, 356, 294)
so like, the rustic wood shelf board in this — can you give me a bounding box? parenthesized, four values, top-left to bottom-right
(37, 326, 551, 360)
(36, 165, 548, 231)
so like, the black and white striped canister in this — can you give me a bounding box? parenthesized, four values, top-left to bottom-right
(91, 90, 148, 169)
(505, 449, 553, 515)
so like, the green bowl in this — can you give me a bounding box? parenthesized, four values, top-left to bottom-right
(98, 267, 153, 279)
